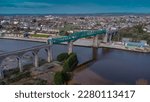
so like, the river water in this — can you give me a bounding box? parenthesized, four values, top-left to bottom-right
(0, 39, 150, 84)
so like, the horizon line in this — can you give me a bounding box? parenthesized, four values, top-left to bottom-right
(1, 12, 150, 16)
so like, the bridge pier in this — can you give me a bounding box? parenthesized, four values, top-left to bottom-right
(103, 32, 108, 43)
(93, 35, 99, 47)
(0, 60, 4, 79)
(68, 41, 73, 54)
(0, 69, 4, 79)
(33, 51, 39, 67)
(92, 47, 98, 60)
(92, 35, 99, 60)
(17, 57, 23, 72)
(45, 46, 53, 63)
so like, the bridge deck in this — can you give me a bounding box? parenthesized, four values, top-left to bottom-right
(48, 29, 106, 44)
(0, 44, 50, 58)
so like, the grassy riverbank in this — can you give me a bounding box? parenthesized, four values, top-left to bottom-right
(30, 34, 49, 38)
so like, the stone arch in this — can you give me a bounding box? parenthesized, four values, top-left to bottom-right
(0, 55, 20, 71)
(37, 46, 52, 63)
(22, 51, 34, 62)
(38, 48, 48, 62)
(21, 50, 36, 68)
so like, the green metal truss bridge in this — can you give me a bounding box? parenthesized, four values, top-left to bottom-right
(47, 29, 106, 44)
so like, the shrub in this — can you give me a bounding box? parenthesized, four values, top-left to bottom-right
(63, 53, 78, 72)
(57, 53, 69, 62)
(33, 78, 48, 85)
(8, 71, 31, 83)
(0, 80, 6, 85)
(63, 60, 70, 72)
(54, 71, 70, 85)
(3, 68, 20, 78)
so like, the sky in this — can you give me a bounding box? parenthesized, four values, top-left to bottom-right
(0, 0, 150, 14)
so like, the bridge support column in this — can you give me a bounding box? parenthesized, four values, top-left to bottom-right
(103, 33, 108, 43)
(0, 61, 4, 79)
(93, 35, 99, 47)
(0, 69, 4, 79)
(68, 41, 73, 54)
(17, 57, 23, 72)
(92, 47, 98, 60)
(45, 46, 53, 63)
(93, 35, 99, 60)
(33, 51, 39, 67)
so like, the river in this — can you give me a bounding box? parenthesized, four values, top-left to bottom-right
(0, 39, 150, 84)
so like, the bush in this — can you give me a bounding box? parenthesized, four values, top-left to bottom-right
(33, 78, 48, 85)
(63, 53, 78, 72)
(63, 60, 70, 72)
(57, 53, 69, 62)
(23, 78, 48, 85)
(8, 71, 31, 83)
(0, 80, 6, 85)
(3, 68, 20, 78)
(54, 71, 70, 85)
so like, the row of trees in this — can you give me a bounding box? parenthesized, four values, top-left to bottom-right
(59, 23, 77, 36)
(112, 24, 150, 44)
(54, 53, 78, 85)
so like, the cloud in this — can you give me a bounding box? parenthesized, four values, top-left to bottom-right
(15, 2, 53, 8)
(0, 1, 53, 9)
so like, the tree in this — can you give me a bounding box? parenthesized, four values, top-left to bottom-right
(114, 24, 150, 44)
(134, 24, 145, 34)
(54, 71, 70, 85)
(54, 53, 78, 85)
(59, 24, 74, 36)
(63, 53, 78, 72)
(59, 30, 69, 36)
(57, 53, 69, 62)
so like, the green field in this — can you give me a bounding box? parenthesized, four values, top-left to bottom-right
(31, 34, 49, 38)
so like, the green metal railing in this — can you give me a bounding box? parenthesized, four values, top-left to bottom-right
(48, 29, 106, 44)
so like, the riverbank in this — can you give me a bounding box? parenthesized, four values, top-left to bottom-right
(0, 61, 63, 85)
(69, 68, 114, 85)
(1, 36, 150, 53)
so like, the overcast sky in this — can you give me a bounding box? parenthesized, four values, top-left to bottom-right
(0, 0, 150, 14)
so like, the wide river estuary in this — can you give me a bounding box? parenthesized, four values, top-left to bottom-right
(0, 39, 150, 84)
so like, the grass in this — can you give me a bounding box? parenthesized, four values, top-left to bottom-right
(31, 34, 49, 38)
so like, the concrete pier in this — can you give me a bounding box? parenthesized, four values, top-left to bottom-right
(49, 46, 53, 62)
(0, 60, 4, 79)
(68, 41, 73, 54)
(45, 46, 52, 63)
(0, 69, 4, 79)
(92, 47, 98, 60)
(93, 35, 99, 47)
(17, 57, 23, 72)
(33, 51, 39, 67)
(103, 33, 108, 43)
